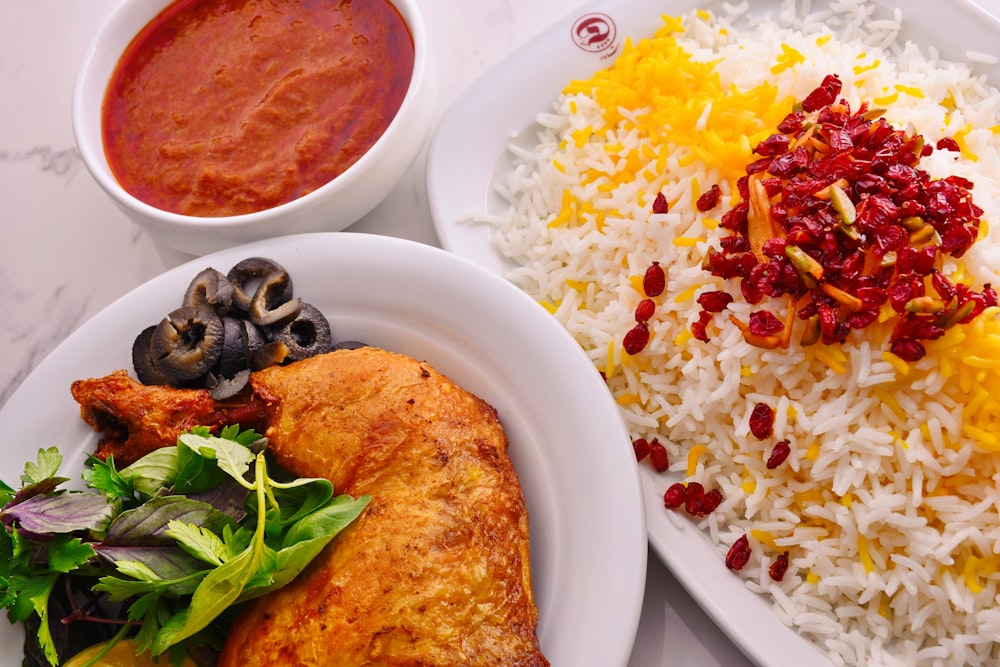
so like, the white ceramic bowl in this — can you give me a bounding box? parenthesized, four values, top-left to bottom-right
(72, 0, 434, 256)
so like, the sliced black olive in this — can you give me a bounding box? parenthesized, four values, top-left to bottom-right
(249, 270, 301, 327)
(332, 340, 369, 351)
(149, 306, 224, 382)
(132, 325, 173, 385)
(208, 368, 251, 400)
(242, 319, 269, 356)
(216, 316, 250, 378)
(273, 302, 332, 361)
(182, 267, 233, 316)
(227, 257, 291, 312)
(252, 340, 291, 370)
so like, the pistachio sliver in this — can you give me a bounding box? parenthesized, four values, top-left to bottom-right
(904, 296, 946, 314)
(909, 223, 937, 245)
(861, 107, 887, 121)
(785, 245, 824, 283)
(934, 299, 977, 329)
(799, 315, 821, 346)
(829, 183, 857, 225)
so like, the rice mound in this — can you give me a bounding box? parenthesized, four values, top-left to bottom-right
(484, 2, 1000, 666)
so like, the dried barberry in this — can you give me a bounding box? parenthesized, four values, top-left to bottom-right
(769, 551, 790, 581)
(634, 298, 656, 323)
(663, 483, 687, 510)
(643, 262, 666, 297)
(623, 322, 650, 355)
(749, 403, 775, 440)
(632, 437, 650, 461)
(726, 534, 752, 571)
(697, 184, 723, 212)
(801, 74, 842, 112)
(890, 337, 925, 362)
(720, 202, 749, 233)
(649, 438, 669, 472)
(683, 481, 706, 516)
(691, 310, 713, 342)
(652, 192, 669, 214)
(699, 488, 723, 515)
(662, 481, 723, 516)
(777, 110, 806, 134)
(766, 439, 791, 469)
(755, 133, 791, 157)
(936, 137, 960, 152)
(984, 283, 997, 307)
(697, 290, 733, 313)
(748, 310, 784, 337)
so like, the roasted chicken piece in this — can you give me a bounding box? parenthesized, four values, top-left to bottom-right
(70, 347, 548, 666)
(70, 369, 271, 466)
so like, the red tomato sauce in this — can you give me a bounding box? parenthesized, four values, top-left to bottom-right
(102, 0, 414, 217)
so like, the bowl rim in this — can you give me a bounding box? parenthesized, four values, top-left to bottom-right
(71, 0, 431, 229)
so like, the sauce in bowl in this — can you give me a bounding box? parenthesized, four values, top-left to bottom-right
(102, 0, 414, 217)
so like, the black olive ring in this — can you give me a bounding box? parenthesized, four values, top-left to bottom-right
(131, 257, 336, 398)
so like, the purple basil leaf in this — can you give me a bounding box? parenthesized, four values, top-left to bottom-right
(187, 476, 250, 523)
(93, 544, 207, 584)
(0, 492, 115, 535)
(103, 495, 239, 547)
(5, 477, 70, 509)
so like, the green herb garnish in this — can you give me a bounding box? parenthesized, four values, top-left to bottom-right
(0, 425, 369, 666)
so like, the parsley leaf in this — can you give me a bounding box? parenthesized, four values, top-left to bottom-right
(83, 455, 134, 501)
(21, 448, 62, 486)
(47, 537, 96, 574)
(165, 521, 228, 567)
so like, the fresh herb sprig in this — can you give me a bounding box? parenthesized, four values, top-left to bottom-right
(0, 425, 369, 666)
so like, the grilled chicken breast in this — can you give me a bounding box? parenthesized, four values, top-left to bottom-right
(71, 347, 548, 666)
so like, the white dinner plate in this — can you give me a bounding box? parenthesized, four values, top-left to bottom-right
(425, 1, 1000, 666)
(0, 232, 646, 666)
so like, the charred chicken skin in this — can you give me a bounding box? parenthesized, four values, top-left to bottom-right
(70, 347, 548, 666)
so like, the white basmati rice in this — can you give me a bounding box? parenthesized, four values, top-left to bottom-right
(481, 2, 1000, 665)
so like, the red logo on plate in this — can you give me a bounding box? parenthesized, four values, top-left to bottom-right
(571, 12, 617, 56)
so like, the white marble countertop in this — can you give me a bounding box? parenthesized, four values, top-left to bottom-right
(3, 0, 991, 665)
